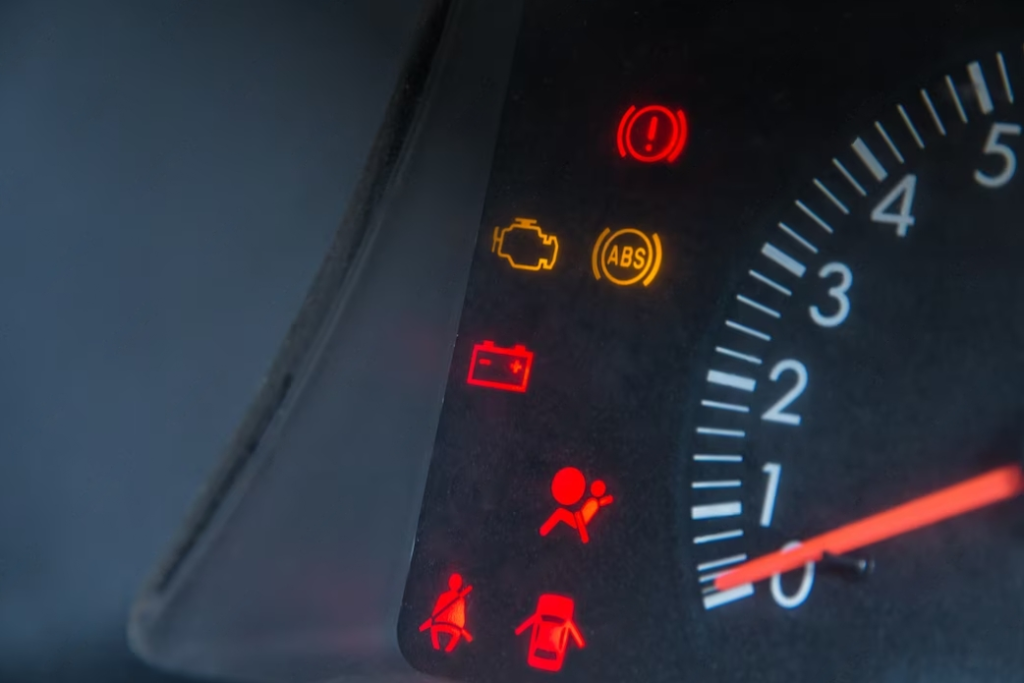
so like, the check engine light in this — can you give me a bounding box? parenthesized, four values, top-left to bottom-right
(467, 341, 534, 393)
(492, 218, 559, 271)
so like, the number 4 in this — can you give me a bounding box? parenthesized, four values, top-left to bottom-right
(871, 173, 917, 238)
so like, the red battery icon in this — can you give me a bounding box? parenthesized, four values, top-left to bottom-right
(466, 341, 534, 393)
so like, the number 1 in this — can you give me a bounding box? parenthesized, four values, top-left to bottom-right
(760, 462, 782, 527)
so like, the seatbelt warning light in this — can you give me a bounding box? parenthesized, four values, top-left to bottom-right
(420, 573, 473, 653)
(466, 341, 534, 393)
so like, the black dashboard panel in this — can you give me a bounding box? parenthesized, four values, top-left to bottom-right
(399, 2, 1024, 682)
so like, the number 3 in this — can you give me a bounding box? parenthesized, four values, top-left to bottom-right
(809, 262, 852, 328)
(975, 122, 1022, 188)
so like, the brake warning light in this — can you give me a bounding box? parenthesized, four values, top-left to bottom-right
(492, 218, 559, 272)
(515, 594, 585, 672)
(616, 104, 688, 164)
(467, 341, 534, 393)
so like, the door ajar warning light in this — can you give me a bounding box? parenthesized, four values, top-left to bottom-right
(466, 341, 534, 393)
(515, 594, 585, 672)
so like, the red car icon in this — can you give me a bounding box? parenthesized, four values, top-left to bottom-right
(514, 594, 585, 672)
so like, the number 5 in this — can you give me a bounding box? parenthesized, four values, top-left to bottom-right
(975, 122, 1022, 189)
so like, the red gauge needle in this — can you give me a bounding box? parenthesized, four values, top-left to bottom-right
(715, 463, 1024, 592)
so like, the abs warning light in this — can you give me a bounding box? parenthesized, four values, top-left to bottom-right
(515, 594, 585, 672)
(591, 227, 663, 287)
(616, 104, 688, 164)
(492, 218, 559, 272)
(467, 341, 534, 393)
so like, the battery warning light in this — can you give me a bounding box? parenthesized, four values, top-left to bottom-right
(515, 594, 585, 672)
(467, 341, 534, 393)
(616, 104, 688, 164)
(492, 218, 559, 272)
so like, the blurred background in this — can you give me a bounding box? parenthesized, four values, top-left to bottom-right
(0, 1, 423, 679)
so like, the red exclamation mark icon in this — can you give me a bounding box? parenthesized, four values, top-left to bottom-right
(644, 115, 658, 152)
(616, 105, 688, 164)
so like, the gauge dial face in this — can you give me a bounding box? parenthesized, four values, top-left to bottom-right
(398, 4, 1024, 682)
(684, 51, 1024, 677)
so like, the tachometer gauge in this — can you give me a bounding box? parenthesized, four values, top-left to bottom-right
(686, 51, 1024, 676)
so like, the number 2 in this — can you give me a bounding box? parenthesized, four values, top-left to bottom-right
(761, 360, 808, 426)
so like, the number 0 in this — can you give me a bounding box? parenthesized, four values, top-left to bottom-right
(770, 541, 815, 609)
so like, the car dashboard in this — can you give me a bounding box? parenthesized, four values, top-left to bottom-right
(131, 2, 1024, 682)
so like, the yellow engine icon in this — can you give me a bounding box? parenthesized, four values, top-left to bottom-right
(591, 227, 663, 286)
(491, 218, 559, 272)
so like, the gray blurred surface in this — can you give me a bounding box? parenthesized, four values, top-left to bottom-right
(0, 1, 423, 680)
(125, 1, 520, 680)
